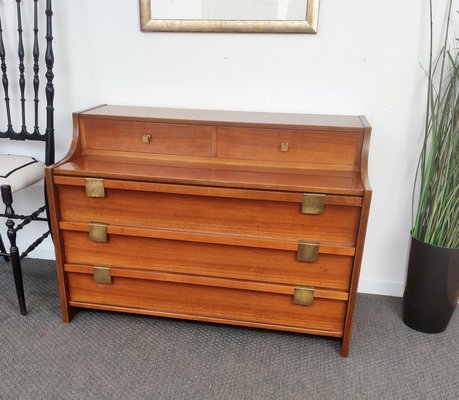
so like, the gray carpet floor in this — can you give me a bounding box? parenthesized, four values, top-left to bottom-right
(0, 259, 458, 400)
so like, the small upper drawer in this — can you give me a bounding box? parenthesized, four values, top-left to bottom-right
(217, 127, 361, 167)
(81, 118, 213, 157)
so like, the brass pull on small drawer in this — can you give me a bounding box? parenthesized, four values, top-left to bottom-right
(293, 287, 314, 306)
(297, 241, 319, 262)
(302, 193, 324, 214)
(93, 265, 112, 284)
(89, 222, 108, 243)
(142, 134, 151, 144)
(280, 142, 289, 152)
(85, 178, 105, 198)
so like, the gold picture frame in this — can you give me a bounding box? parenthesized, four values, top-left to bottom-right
(139, 0, 320, 33)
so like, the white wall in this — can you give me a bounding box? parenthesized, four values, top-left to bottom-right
(1, 0, 455, 297)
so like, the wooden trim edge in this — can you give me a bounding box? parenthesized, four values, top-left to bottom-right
(340, 189, 372, 356)
(359, 116, 372, 191)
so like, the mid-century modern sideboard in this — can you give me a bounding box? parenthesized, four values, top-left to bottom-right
(46, 105, 371, 356)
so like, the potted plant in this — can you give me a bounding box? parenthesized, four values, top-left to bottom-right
(403, 0, 459, 333)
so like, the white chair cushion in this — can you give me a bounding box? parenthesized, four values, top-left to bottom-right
(0, 154, 46, 195)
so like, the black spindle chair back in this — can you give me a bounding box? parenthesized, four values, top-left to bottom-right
(0, 0, 55, 315)
(0, 0, 54, 163)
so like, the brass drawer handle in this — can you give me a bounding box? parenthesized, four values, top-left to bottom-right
(89, 222, 108, 243)
(85, 178, 105, 198)
(293, 287, 314, 306)
(142, 134, 151, 144)
(297, 241, 319, 262)
(302, 193, 324, 214)
(280, 142, 289, 152)
(93, 265, 112, 284)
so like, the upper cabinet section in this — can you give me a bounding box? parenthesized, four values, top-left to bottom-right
(57, 105, 370, 195)
(78, 105, 366, 170)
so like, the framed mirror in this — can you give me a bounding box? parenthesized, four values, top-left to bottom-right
(139, 0, 320, 33)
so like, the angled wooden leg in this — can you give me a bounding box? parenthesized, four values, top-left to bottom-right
(2, 185, 27, 315)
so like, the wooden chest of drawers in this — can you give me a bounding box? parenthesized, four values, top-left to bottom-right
(46, 105, 371, 356)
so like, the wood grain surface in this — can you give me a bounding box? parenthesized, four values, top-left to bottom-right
(67, 271, 347, 334)
(59, 221, 356, 256)
(53, 157, 365, 194)
(217, 127, 361, 167)
(56, 184, 361, 244)
(61, 230, 354, 290)
(81, 105, 365, 132)
(82, 118, 213, 156)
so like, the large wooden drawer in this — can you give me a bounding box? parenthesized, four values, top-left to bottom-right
(81, 118, 213, 156)
(55, 178, 362, 244)
(61, 230, 354, 290)
(66, 269, 347, 336)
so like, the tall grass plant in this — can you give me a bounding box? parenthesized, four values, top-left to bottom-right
(412, 0, 459, 248)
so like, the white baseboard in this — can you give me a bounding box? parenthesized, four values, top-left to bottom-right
(358, 278, 404, 297)
(22, 248, 405, 297)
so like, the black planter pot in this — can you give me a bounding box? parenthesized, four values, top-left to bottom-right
(403, 235, 459, 333)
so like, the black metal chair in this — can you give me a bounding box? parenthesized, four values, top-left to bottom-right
(0, 0, 54, 315)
